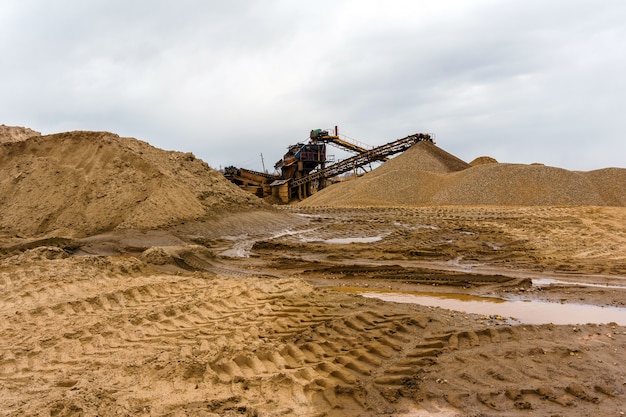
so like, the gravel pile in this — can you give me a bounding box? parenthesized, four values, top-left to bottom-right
(584, 168, 626, 206)
(469, 156, 498, 166)
(301, 142, 626, 207)
(375, 140, 470, 174)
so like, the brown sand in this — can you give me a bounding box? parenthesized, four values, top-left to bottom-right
(0, 124, 41, 143)
(0, 131, 265, 237)
(1, 128, 625, 416)
(300, 141, 626, 207)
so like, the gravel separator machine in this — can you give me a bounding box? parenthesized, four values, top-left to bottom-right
(224, 127, 433, 203)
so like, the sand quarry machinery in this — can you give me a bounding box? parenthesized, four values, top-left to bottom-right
(224, 127, 433, 203)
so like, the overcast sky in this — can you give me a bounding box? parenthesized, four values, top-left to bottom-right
(2, 1, 625, 171)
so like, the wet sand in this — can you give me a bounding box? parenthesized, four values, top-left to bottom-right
(1, 206, 625, 416)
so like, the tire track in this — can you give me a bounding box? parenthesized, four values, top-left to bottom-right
(1, 247, 624, 416)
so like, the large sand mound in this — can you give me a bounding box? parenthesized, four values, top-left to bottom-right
(0, 130, 265, 237)
(302, 141, 626, 207)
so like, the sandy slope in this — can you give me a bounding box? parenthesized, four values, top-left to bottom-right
(0, 131, 265, 237)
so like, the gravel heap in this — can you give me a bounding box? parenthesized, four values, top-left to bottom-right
(373, 140, 470, 174)
(301, 141, 626, 207)
(469, 156, 498, 166)
(0, 130, 266, 237)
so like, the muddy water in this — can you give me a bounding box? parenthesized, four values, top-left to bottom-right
(334, 287, 626, 325)
(533, 277, 626, 289)
(321, 236, 385, 244)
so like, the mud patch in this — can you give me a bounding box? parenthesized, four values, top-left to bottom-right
(303, 264, 523, 287)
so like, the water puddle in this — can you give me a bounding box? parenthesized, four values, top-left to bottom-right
(272, 228, 319, 239)
(219, 236, 255, 258)
(333, 287, 626, 325)
(219, 219, 389, 250)
(296, 234, 388, 244)
(322, 236, 385, 244)
(533, 277, 626, 289)
(219, 228, 319, 257)
(294, 213, 324, 219)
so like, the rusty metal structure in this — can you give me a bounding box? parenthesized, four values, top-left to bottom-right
(224, 127, 433, 203)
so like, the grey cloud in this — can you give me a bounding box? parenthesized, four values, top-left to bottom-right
(2, 0, 626, 171)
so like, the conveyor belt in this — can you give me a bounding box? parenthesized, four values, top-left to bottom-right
(291, 133, 432, 187)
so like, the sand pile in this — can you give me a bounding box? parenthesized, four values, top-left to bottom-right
(0, 125, 41, 143)
(301, 141, 626, 207)
(0, 130, 265, 237)
(373, 140, 470, 174)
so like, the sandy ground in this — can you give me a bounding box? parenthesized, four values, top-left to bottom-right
(1, 206, 625, 417)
